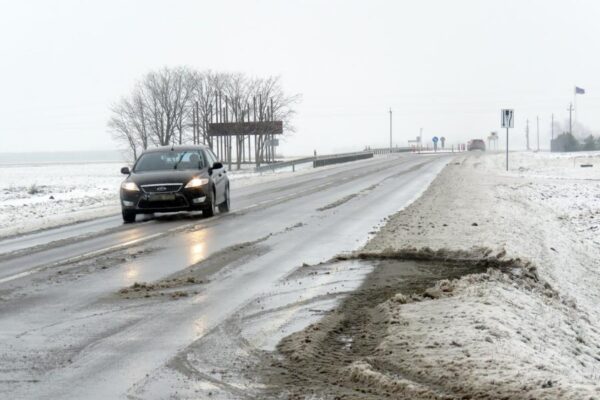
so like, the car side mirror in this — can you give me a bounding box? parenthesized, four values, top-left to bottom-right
(212, 162, 223, 170)
(121, 166, 130, 175)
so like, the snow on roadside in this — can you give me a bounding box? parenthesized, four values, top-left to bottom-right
(0, 155, 379, 238)
(0, 160, 307, 238)
(358, 151, 600, 398)
(0, 162, 124, 238)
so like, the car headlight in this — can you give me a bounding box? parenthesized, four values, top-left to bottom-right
(121, 181, 140, 192)
(185, 178, 209, 189)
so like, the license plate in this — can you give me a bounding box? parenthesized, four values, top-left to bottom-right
(149, 194, 176, 201)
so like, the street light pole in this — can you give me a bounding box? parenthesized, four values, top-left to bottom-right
(526, 119, 530, 150)
(536, 116, 540, 151)
(389, 108, 392, 152)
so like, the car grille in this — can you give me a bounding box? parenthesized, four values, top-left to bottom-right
(141, 183, 183, 194)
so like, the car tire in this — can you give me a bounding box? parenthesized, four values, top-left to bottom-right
(202, 188, 216, 218)
(122, 210, 136, 223)
(218, 185, 230, 213)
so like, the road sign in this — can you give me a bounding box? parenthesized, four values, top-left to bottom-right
(501, 109, 514, 128)
(208, 121, 283, 136)
(501, 109, 514, 171)
(432, 136, 439, 143)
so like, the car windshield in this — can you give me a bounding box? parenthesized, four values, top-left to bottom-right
(134, 151, 207, 172)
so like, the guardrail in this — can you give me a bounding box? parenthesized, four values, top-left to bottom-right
(313, 151, 373, 168)
(254, 151, 378, 173)
(368, 147, 412, 155)
(254, 156, 316, 173)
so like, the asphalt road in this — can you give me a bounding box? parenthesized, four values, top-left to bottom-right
(0, 153, 452, 399)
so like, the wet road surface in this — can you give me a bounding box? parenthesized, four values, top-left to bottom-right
(0, 153, 452, 399)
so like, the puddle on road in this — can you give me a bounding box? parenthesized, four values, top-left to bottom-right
(132, 257, 487, 399)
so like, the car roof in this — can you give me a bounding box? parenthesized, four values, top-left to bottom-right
(142, 145, 211, 154)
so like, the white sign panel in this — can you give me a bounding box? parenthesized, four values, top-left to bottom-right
(501, 109, 514, 128)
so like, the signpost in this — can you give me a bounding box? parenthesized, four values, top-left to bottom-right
(440, 136, 446, 149)
(501, 109, 514, 171)
(432, 136, 439, 152)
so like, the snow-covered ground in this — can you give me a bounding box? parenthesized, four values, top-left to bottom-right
(0, 162, 124, 238)
(0, 156, 351, 238)
(350, 151, 600, 398)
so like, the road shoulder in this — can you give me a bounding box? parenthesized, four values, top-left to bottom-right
(263, 152, 600, 399)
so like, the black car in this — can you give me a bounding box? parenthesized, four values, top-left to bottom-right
(119, 145, 230, 223)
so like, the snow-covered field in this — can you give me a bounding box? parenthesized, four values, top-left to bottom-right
(350, 151, 600, 398)
(0, 157, 335, 238)
(0, 162, 124, 238)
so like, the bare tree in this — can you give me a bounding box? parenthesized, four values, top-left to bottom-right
(109, 68, 300, 163)
(250, 76, 301, 166)
(189, 71, 226, 147)
(138, 67, 194, 146)
(108, 98, 141, 161)
(223, 73, 252, 169)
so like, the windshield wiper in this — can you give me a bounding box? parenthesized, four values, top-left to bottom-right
(172, 152, 187, 170)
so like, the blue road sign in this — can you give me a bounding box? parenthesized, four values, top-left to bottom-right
(432, 136, 439, 143)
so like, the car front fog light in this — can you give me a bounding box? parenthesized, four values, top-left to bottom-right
(122, 200, 134, 207)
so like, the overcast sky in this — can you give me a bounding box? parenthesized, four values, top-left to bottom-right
(1, 0, 600, 155)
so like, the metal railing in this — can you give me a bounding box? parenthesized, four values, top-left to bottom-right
(367, 147, 412, 155)
(254, 151, 377, 173)
(313, 151, 373, 167)
(254, 156, 316, 173)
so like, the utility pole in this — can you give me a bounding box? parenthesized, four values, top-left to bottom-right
(526, 119, 530, 150)
(389, 108, 393, 152)
(506, 124, 509, 171)
(551, 113, 554, 140)
(536, 116, 540, 151)
(568, 103, 574, 136)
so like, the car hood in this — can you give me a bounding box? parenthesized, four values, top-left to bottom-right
(127, 169, 208, 186)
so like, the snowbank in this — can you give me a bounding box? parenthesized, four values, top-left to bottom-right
(356, 151, 600, 398)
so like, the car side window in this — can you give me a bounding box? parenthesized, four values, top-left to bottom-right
(197, 151, 208, 169)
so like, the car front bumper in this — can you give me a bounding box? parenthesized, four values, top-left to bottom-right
(120, 186, 210, 213)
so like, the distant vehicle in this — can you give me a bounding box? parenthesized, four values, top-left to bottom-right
(119, 145, 230, 223)
(467, 139, 486, 151)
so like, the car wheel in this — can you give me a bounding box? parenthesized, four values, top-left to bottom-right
(202, 188, 216, 218)
(218, 185, 230, 213)
(122, 210, 136, 223)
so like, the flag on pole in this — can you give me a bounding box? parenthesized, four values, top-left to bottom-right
(575, 86, 585, 94)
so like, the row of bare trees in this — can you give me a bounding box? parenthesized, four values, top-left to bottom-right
(108, 67, 299, 164)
